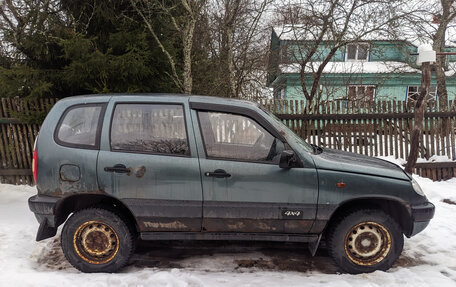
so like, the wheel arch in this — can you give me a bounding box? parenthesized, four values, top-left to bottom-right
(324, 197, 413, 237)
(54, 193, 139, 234)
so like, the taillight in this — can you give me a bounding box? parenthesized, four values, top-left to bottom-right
(32, 137, 38, 184)
(32, 149, 38, 183)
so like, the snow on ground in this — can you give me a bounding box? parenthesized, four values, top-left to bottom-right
(1, 177, 456, 287)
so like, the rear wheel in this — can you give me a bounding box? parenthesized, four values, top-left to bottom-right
(327, 209, 403, 274)
(61, 208, 135, 273)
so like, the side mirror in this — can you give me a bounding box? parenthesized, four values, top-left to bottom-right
(279, 150, 297, 168)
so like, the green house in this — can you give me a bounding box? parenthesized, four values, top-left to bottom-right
(267, 25, 456, 104)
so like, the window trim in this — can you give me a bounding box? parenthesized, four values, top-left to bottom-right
(345, 43, 370, 62)
(108, 102, 191, 157)
(406, 85, 438, 102)
(54, 103, 107, 150)
(189, 101, 286, 143)
(347, 85, 376, 102)
(196, 110, 284, 165)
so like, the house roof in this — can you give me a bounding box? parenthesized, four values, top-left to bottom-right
(278, 61, 420, 74)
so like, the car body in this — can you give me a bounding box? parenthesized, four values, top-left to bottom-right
(28, 94, 435, 273)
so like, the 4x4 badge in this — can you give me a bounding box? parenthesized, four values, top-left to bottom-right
(281, 209, 303, 219)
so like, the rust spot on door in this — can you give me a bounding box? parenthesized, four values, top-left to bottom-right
(135, 166, 146, 178)
(143, 221, 188, 230)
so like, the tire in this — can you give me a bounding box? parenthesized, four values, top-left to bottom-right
(327, 209, 404, 274)
(61, 208, 135, 273)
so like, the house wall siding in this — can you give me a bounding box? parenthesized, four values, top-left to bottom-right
(369, 42, 416, 63)
(285, 41, 417, 63)
(280, 74, 456, 103)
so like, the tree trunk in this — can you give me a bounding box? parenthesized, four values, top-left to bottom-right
(433, 20, 449, 111)
(219, 0, 241, 98)
(182, 19, 196, 94)
(405, 62, 431, 173)
(226, 28, 236, 98)
(432, 0, 456, 110)
(221, 25, 236, 98)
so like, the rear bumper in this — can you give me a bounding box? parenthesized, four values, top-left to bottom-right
(28, 195, 59, 241)
(408, 201, 435, 237)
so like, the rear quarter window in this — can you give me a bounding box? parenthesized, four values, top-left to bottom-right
(55, 104, 105, 149)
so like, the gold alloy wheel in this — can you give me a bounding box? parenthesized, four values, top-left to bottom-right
(73, 220, 120, 264)
(344, 221, 392, 266)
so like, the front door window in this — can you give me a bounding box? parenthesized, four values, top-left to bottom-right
(197, 111, 284, 163)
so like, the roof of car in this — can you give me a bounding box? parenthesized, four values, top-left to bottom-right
(60, 93, 260, 108)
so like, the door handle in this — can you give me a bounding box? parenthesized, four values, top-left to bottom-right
(104, 164, 131, 174)
(205, 169, 231, 178)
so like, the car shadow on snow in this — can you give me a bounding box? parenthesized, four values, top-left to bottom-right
(33, 236, 427, 273)
(131, 240, 339, 273)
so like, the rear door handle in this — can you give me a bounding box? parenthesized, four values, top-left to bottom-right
(205, 169, 231, 178)
(104, 164, 131, 174)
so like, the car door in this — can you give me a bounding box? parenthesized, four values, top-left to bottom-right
(190, 104, 318, 234)
(97, 96, 202, 232)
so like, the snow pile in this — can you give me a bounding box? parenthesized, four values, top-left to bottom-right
(417, 155, 456, 163)
(1, 178, 456, 286)
(279, 62, 418, 75)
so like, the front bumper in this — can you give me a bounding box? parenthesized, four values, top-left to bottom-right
(408, 201, 435, 237)
(28, 195, 59, 241)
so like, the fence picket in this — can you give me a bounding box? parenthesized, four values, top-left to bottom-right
(451, 113, 454, 161)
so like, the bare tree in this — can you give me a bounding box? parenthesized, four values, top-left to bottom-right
(272, 0, 426, 113)
(432, 0, 456, 110)
(219, 0, 242, 98)
(130, 0, 207, 94)
(397, 0, 456, 111)
(405, 61, 431, 173)
(207, 0, 273, 99)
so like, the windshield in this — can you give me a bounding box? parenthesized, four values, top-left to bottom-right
(259, 105, 314, 153)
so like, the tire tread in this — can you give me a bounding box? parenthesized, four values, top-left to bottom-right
(326, 208, 403, 274)
(61, 207, 135, 273)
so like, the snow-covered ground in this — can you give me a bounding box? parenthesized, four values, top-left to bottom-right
(1, 176, 456, 287)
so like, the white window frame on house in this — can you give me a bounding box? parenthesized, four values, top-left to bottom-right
(345, 43, 370, 61)
(406, 86, 437, 102)
(347, 85, 376, 102)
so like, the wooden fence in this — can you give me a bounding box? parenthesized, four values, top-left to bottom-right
(413, 162, 456, 181)
(0, 97, 455, 184)
(0, 98, 57, 184)
(265, 99, 456, 161)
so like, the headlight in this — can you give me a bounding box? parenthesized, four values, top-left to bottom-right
(411, 178, 425, 196)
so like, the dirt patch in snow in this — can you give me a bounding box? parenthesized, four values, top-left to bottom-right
(233, 247, 338, 273)
(32, 236, 73, 271)
(443, 199, 456, 205)
(235, 258, 275, 269)
(394, 254, 427, 268)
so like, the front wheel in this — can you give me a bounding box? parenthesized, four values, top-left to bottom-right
(327, 209, 404, 274)
(61, 208, 135, 273)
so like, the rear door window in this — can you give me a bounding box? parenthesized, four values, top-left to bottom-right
(110, 104, 190, 156)
(55, 104, 104, 149)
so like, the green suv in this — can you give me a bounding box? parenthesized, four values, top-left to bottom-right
(28, 94, 435, 274)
